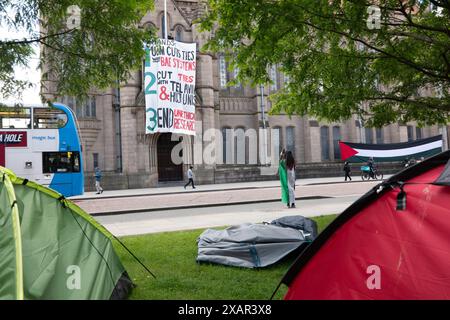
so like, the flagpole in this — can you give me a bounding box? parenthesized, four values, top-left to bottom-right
(164, 0, 168, 41)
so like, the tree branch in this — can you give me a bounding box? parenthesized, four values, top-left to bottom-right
(397, 0, 450, 37)
(365, 95, 450, 112)
(295, 19, 449, 81)
(0, 29, 75, 46)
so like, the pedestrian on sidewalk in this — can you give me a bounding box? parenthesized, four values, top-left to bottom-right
(184, 166, 196, 189)
(94, 167, 104, 194)
(278, 149, 289, 208)
(286, 151, 296, 208)
(343, 161, 352, 181)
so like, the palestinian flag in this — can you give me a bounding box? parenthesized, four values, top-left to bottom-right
(339, 135, 443, 162)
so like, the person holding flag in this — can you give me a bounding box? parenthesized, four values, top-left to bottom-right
(278, 149, 289, 208)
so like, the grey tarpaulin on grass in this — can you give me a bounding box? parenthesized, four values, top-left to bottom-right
(270, 215, 318, 239)
(196, 216, 317, 268)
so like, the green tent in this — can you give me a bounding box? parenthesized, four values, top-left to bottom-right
(0, 166, 133, 299)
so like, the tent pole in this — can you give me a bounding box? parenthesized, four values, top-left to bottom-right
(112, 234, 157, 279)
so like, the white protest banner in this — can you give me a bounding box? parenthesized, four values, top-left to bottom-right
(145, 39, 197, 135)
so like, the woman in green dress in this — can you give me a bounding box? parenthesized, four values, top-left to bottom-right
(279, 149, 289, 207)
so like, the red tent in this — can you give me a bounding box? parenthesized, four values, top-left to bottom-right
(279, 150, 450, 299)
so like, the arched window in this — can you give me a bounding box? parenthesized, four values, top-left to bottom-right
(416, 127, 422, 139)
(63, 96, 76, 116)
(332, 126, 341, 159)
(233, 65, 241, 88)
(235, 128, 245, 164)
(286, 126, 295, 154)
(222, 127, 233, 164)
(62, 96, 96, 119)
(270, 65, 278, 91)
(320, 126, 330, 161)
(272, 126, 283, 157)
(376, 128, 384, 144)
(161, 14, 167, 38)
(407, 125, 414, 142)
(175, 26, 183, 42)
(219, 54, 228, 88)
(365, 127, 374, 144)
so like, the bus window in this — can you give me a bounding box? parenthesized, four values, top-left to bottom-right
(0, 107, 31, 129)
(43, 152, 81, 173)
(33, 108, 68, 129)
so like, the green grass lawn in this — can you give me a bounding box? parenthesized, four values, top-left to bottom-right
(114, 214, 338, 300)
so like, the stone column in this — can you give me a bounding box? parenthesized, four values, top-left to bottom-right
(398, 125, 408, 142)
(119, 71, 141, 176)
(191, 14, 217, 184)
(98, 90, 116, 172)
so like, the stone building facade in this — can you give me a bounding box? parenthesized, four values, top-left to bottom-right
(42, 0, 449, 190)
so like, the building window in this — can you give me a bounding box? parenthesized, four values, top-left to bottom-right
(407, 125, 414, 142)
(222, 128, 227, 163)
(318, 81, 324, 93)
(286, 127, 295, 154)
(63, 96, 96, 119)
(416, 127, 422, 139)
(93, 153, 99, 169)
(333, 126, 341, 159)
(270, 65, 277, 91)
(376, 128, 384, 144)
(272, 126, 283, 156)
(219, 55, 228, 88)
(365, 127, 374, 144)
(233, 66, 240, 88)
(63, 96, 81, 118)
(356, 42, 365, 52)
(65, 96, 75, 113)
(429, 3, 439, 12)
(320, 126, 330, 161)
(175, 26, 183, 42)
(222, 127, 233, 164)
(235, 128, 245, 164)
(85, 99, 91, 118)
(161, 14, 166, 39)
(91, 96, 97, 117)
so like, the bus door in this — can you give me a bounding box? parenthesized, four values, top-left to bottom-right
(42, 151, 81, 196)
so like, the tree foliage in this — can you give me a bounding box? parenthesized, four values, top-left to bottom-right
(0, 0, 154, 103)
(200, 0, 450, 127)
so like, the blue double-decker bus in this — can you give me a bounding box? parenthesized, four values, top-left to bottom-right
(0, 102, 84, 196)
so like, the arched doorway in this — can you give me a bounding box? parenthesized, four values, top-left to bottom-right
(157, 133, 183, 182)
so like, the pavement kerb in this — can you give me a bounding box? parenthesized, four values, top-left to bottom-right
(72, 178, 383, 202)
(71, 185, 277, 201)
(89, 195, 334, 216)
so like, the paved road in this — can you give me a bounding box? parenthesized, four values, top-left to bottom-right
(71, 176, 389, 201)
(96, 195, 359, 237)
(73, 180, 381, 215)
(72, 177, 390, 237)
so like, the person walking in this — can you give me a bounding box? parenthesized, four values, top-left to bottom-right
(94, 167, 104, 194)
(286, 151, 296, 208)
(184, 166, 196, 189)
(278, 149, 289, 208)
(343, 161, 352, 181)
